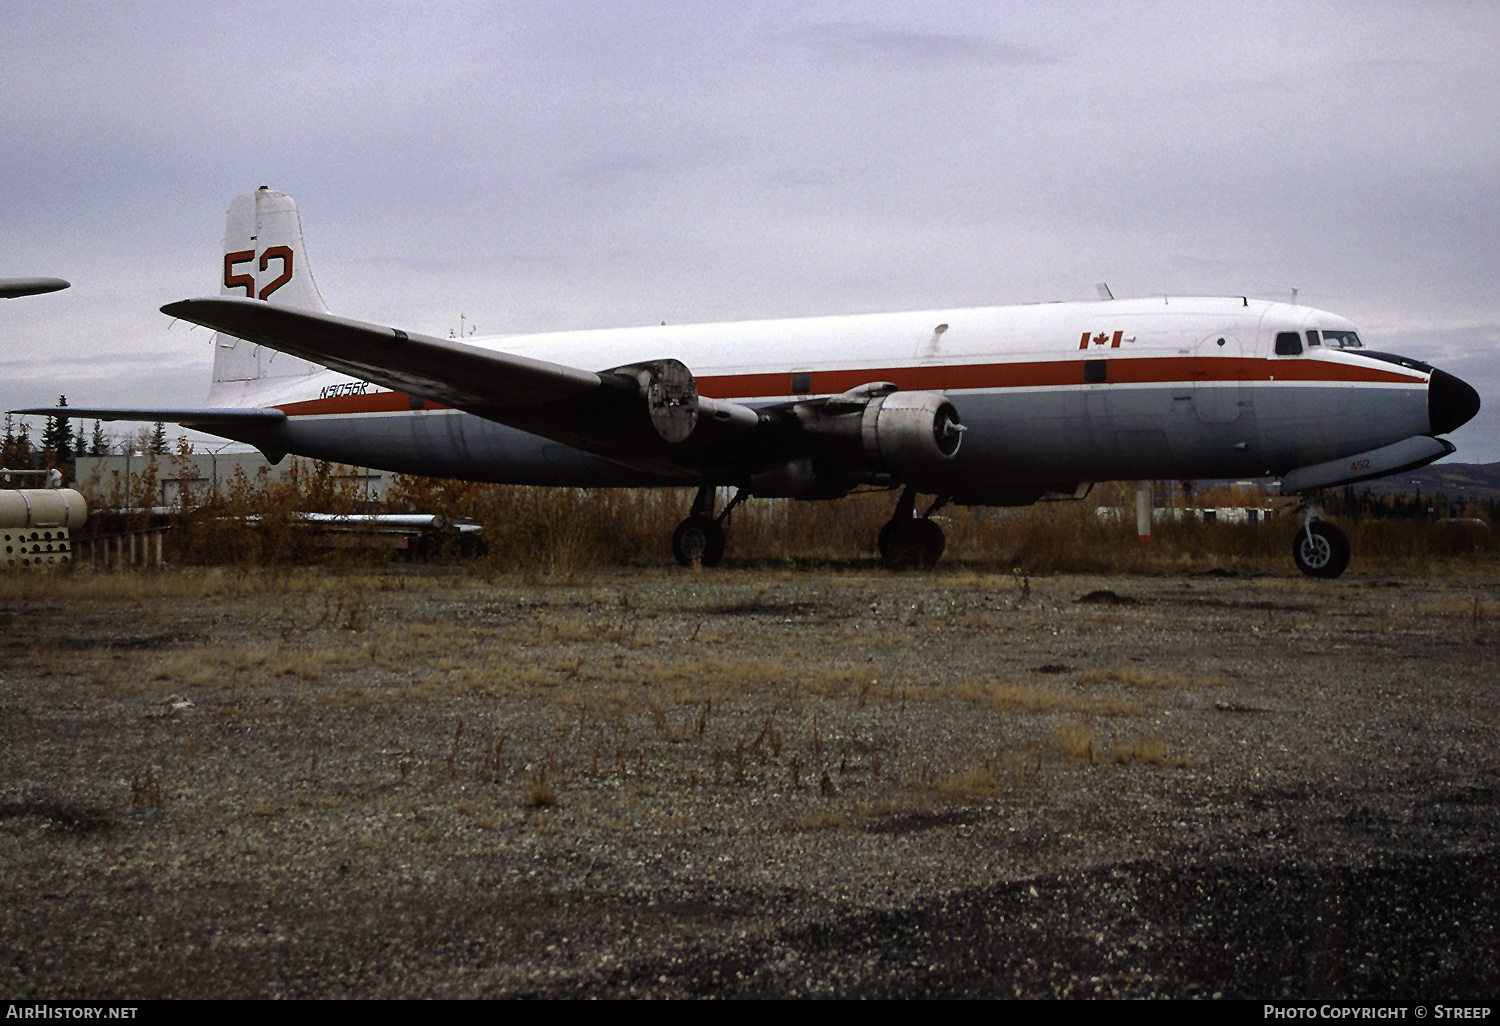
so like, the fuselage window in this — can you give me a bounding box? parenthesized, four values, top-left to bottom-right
(1306, 329, 1321, 346)
(1275, 331, 1303, 356)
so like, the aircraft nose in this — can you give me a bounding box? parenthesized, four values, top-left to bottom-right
(1429, 368, 1481, 435)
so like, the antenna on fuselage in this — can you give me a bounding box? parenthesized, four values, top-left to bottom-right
(1096, 282, 1114, 301)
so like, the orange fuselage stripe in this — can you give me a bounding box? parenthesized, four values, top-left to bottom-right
(273, 355, 1423, 418)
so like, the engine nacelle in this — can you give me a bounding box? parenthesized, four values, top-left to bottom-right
(766, 385, 965, 496)
(859, 391, 965, 476)
(605, 358, 699, 443)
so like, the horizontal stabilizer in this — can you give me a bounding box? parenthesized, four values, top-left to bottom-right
(9, 406, 286, 427)
(1281, 435, 1455, 493)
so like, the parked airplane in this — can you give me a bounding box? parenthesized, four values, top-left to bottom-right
(17, 188, 1480, 577)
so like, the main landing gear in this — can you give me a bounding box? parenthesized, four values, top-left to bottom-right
(878, 486, 949, 570)
(1292, 508, 1350, 579)
(672, 484, 952, 570)
(671, 485, 747, 567)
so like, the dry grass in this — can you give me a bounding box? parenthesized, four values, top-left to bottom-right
(966, 681, 1145, 717)
(789, 809, 845, 831)
(1108, 735, 1193, 768)
(1057, 722, 1098, 765)
(1077, 667, 1222, 690)
(53, 454, 1500, 575)
(1416, 596, 1500, 623)
(521, 777, 558, 808)
(932, 763, 1005, 800)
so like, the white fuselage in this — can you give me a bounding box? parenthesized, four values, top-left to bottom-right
(212, 296, 1436, 503)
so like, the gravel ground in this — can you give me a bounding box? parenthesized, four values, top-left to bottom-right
(1, 566, 1497, 999)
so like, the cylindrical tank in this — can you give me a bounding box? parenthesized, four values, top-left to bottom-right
(0, 489, 88, 529)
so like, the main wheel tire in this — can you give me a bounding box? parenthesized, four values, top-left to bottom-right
(914, 517, 945, 567)
(1292, 521, 1350, 579)
(879, 518, 945, 570)
(878, 519, 916, 570)
(672, 515, 725, 567)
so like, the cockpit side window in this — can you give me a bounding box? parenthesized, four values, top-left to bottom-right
(1320, 329, 1363, 348)
(1275, 331, 1303, 356)
(1306, 329, 1321, 346)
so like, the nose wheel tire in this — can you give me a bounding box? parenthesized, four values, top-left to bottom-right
(673, 515, 725, 567)
(1293, 521, 1350, 579)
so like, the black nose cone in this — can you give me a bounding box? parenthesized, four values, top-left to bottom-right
(1429, 368, 1481, 435)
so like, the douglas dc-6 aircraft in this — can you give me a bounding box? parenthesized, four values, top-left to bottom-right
(19, 188, 1480, 577)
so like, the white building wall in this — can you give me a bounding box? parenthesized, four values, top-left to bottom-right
(73, 453, 391, 508)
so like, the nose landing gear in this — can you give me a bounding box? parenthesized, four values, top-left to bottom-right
(1292, 511, 1350, 579)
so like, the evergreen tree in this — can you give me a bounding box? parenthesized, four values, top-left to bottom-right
(41, 395, 75, 464)
(8, 421, 33, 469)
(148, 421, 169, 455)
(89, 420, 110, 457)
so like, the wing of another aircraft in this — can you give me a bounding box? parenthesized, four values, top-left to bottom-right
(0, 278, 70, 299)
(160, 297, 759, 463)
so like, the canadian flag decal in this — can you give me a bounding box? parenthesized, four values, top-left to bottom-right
(1078, 330, 1124, 350)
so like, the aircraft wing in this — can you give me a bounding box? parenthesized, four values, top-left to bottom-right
(0, 277, 70, 299)
(163, 298, 601, 409)
(160, 297, 759, 463)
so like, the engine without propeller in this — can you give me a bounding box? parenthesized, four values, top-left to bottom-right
(750, 382, 965, 497)
(859, 389, 965, 473)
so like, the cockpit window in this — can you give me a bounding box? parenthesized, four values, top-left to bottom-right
(1306, 329, 1321, 346)
(1320, 329, 1363, 348)
(1275, 331, 1303, 356)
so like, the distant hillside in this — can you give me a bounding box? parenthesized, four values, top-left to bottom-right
(1191, 462, 1500, 504)
(1355, 462, 1500, 501)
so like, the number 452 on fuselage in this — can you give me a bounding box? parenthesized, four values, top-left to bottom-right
(21, 188, 1480, 578)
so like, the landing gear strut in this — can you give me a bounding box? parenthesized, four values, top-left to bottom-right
(1292, 510, 1350, 579)
(878, 487, 948, 570)
(671, 485, 744, 567)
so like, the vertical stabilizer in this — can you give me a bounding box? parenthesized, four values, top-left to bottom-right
(208, 188, 328, 402)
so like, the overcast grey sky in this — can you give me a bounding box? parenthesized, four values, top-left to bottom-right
(4, 0, 1498, 463)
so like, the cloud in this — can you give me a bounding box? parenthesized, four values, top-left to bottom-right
(780, 22, 1056, 67)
